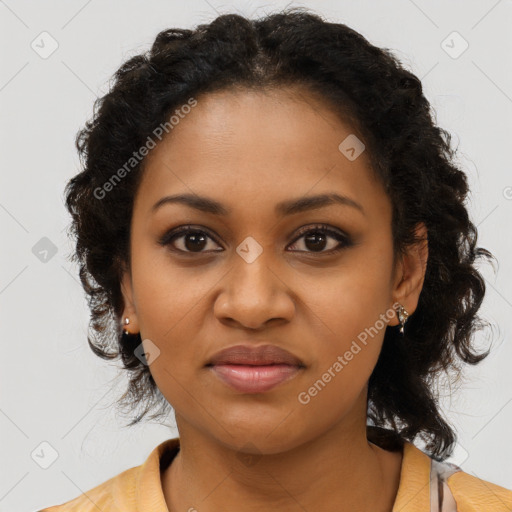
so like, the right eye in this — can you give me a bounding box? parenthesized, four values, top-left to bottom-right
(158, 226, 223, 254)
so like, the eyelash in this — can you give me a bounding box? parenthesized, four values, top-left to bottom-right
(158, 223, 353, 256)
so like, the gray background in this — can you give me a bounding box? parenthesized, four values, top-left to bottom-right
(1, 1, 511, 511)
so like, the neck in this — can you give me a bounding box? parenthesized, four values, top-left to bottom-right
(162, 420, 402, 512)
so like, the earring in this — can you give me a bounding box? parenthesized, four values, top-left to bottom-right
(123, 317, 130, 335)
(396, 304, 409, 334)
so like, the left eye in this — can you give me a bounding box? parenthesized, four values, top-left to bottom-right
(288, 226, 351, 253)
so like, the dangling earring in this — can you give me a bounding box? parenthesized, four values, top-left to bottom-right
(396, 304, 409, 334)
(123, 317, 130, 335)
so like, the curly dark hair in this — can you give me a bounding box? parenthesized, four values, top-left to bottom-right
(65, 6, 496, 460)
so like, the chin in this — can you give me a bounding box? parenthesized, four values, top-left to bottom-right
(207, 415, 310, 455)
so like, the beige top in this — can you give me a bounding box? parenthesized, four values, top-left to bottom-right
(38, 431, 512, 512)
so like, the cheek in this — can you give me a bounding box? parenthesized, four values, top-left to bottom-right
(300, 253, 393, 395)
(306, 253, 392, 336)
(131, 244, 213, 339)
(295, 283, 388, 430)
(130, 250, 221, 389)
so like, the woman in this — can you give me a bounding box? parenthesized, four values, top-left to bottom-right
(39, 7, 512, 512)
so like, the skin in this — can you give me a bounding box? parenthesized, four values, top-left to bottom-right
(120, 86, 428, 512)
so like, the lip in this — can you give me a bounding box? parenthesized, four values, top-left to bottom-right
(207, 344, 304, 366)
(206, 344, 305, 393)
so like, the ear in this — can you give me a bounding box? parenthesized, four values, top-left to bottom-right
(120, 267, 140, 335)
(389, 222, 428, 327)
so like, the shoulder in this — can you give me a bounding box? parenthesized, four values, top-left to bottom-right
(445, 468, 512, 512)
(392, 436, 512, 512)
(37, 464, 139, 512)
(36, 437, 180, 512)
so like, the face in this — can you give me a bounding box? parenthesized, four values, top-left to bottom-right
(120, 86, 427, 454)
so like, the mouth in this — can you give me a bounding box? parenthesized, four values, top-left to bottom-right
(206, 363, 303, 393)
(205, 343, 305, 393)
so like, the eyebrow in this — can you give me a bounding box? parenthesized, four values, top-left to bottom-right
(151, 192, 365, 217)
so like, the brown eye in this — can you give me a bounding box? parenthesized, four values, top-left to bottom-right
(288, 224, 352, 254)
(159, 226, 222, 253)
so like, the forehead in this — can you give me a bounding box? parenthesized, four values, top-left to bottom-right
(135, 87, 389, 222)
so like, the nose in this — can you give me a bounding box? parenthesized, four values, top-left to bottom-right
(213, 251, 295, 330)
